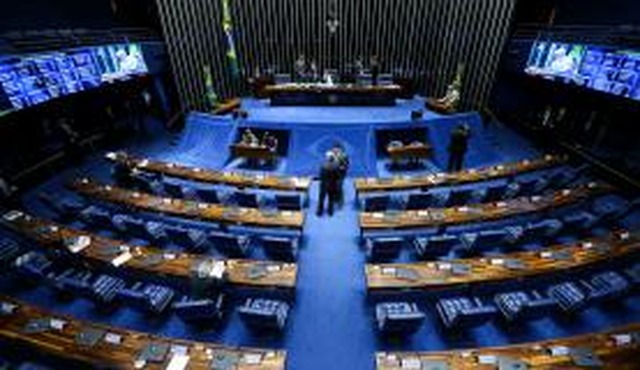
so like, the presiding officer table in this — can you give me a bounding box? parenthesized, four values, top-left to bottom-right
(262, 83, 403, 106)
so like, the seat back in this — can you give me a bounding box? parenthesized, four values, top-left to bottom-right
(234, 191, 259, 208)
(367, 237, 403, 261)
(376, 302, 425, 333)
(484, 184, 508, 202)
(275, 194, 302, 211)
(447, 188, 474, 207)
(364, 195, 390, 212)
(209, 231, 249, 257)
(195, 188, 220, 204)
(261, 236, 298, 261)
(163, 182, 184, 198)
(406, 193, 433, 210)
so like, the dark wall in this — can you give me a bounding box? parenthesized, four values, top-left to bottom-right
(553, 0, 640, 25)
(0, 0, 160, 33)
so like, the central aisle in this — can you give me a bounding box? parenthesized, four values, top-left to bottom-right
(286, 180, 375, 370)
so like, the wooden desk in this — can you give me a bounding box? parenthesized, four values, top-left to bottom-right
(359, 182, 612, 231)
(366, 230, 639, 291)
(230, 143, 278, 161)
(376, 323, 640, 369)
(355, 155, 566, 193)
(387, 143, 433, 161)
(70, 179, 305, 231)
(0, 295, 286, 369)
(212, 98, 241, 115)
(1, 211, 297, 289)
(106, 152, 311, 192)
(262, 83, 403, 106)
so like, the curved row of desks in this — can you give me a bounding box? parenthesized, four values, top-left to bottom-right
(359, 182, 612, 231)
(0, 295, 286, 369)
(366, 230, 639, 292)
(71, 179, 305, 231)
(376, 322, 640, 369)
(106, 152, 312, 192)
(355, 154, 566, 193)
(1, 211, 297, 289)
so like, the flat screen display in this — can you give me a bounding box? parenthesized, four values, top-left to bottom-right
(525, 40, 640, 101)
(0, 43, 148, 111)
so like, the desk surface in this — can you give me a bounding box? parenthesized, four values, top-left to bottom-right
(71, 179, 305, 231)
(376, 322, 640, 369)
(0, 295, 286, 369)
(106, 152, 311, 192)
(367, 230, 639, 291)
(355, 155, 566, 193)
(359, 182, 611, 231)
(1, 211, 297, 289)
(263, 83, 402, 93)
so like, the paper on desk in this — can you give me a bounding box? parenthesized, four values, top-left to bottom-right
(112, 251, 133, 267)
(166, 354, 190, 370)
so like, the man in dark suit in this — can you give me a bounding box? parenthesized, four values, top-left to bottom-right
(316, 151, 341, 217)
(447, 124, 470, 172)
(370, 55, 380, 86)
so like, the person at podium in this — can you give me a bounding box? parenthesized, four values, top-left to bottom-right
(370, 55, 380, 86)
(294, 54, 307, 82)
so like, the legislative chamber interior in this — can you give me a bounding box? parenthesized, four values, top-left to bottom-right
(1, 0, 640, 369)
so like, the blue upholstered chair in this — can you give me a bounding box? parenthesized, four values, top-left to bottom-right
(275, 194, 303, 211)
(13, 252, 54, 280)
(80, 206, 113, 230)
(547, 282, 588, 312)
(237, 298, 290, 331)
(233, 191, 259, 208)
(165, 226, 210, 252)
(513, 177, 546, 197)
(520, 219, 563, 244)
(436, 296, 498, 328)
(562, 211, 599, 233)
(414, 234, 460, 259)
(0, 239, 23, 268)
(90, 274, 126, 304)
(261, 235, 299, 261)
(446, 188, 475, 207)
(494, 290, 557, 321)
(209, 231, 251, 257)
(366, 236, 404, 261)
(163, 182, 184, 198)
(375, 302, 425, 334)
(195, 188, 220, 204)
(363, 194, 391, 212)
(405, 193, 434, 210)
(116, 282, 175, 314)
(459, 228, 518, 252)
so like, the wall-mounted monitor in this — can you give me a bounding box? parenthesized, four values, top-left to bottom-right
(0, 43, 148, 112)
(525, 40, 640, 102)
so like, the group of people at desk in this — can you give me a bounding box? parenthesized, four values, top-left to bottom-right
(237, 128, 279, 168)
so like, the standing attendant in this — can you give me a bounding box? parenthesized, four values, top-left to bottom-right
(447, 124, 470, 172)
(316, 152, 340, 217)
(370, 55, 380, 86)
(332, 143, 349, 208)
(0, 174, 19, 210)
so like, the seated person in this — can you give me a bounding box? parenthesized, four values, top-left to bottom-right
(262, 131, 278, 152)
(241, 128, 259, 147)
(426, 83, 460, 113)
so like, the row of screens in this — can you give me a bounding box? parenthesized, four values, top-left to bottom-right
(0, 43, 148, 113)
(525, 41, 640, 101)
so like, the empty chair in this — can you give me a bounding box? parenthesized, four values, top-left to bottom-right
(514, 177, 546, 196)
(365, 237, 404, 261)
(482, 183, 511, 203)
(13, 252, 54, 279)
(413, 234, 460, 259)
(237, 298, 290, 331)
(173, 293, 226, 321)
(112, 214, 147, 239)
(165, 226, 210, 252)
(547, 282, 588, 312)
(275, 194, 303, 211)
(494, 290, 557, 321)
(195, 188, 220, 204)
(583, 271, 630, 303)
(405, 193, 435, 210)
(624, 263, 640, 285)
(261, 236, 299, 261)
(446, 188, 475, 207)
(591, 197, 640, 225)
(363, 195, 391, 212)
(520, 219, 563, 244)
(116, 282, 175, 314)
(459, 228, 518, 252)
(52, 268, 93, 296)
(131, 174, 157, 194)
(38, 193, 85, 220)
(436, 296, 498, 328)
(233, 191, 259, 208)
(143, 221, 167, 242)
(90, 274, 126, 304)
(208, 231, 251, 257)
(375, 302, 426, 334)
(542, 168, 580, 190)
(0, 239, 23, 269)
(80, 206, 112, 229)
(163, 182, 184, 198)
(562, 211, 599, 233)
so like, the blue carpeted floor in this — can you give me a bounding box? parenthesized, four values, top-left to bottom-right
(3, 102, 640, 369)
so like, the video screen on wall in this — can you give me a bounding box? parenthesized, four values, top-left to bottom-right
(525, 40, 640, 101)
(0, 43, 148, 112)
